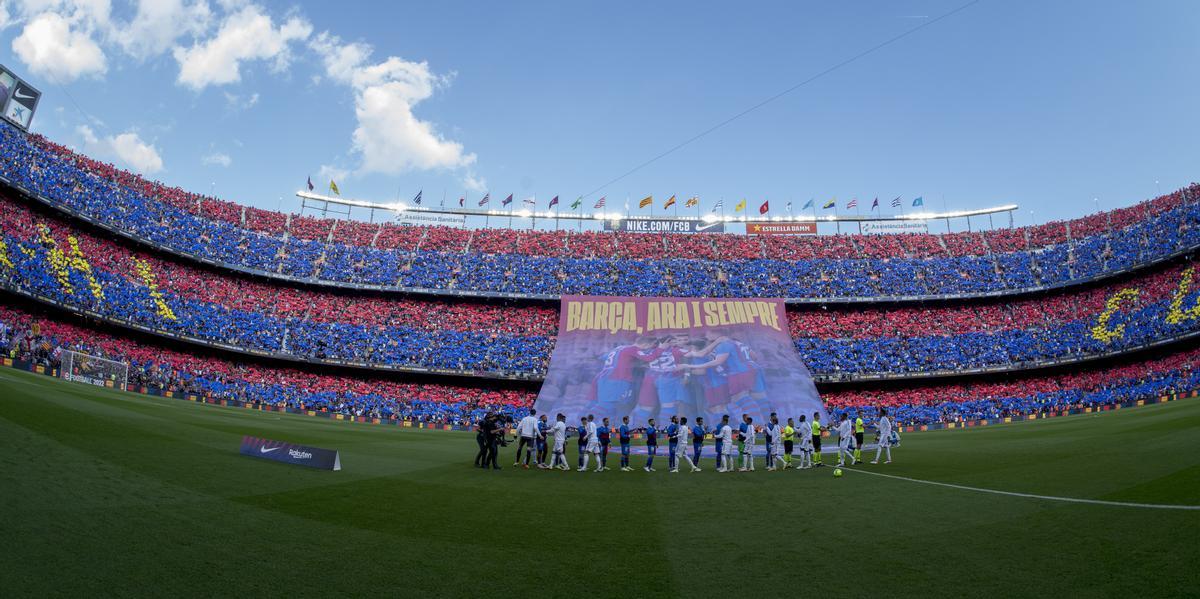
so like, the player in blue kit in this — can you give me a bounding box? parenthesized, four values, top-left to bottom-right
(536, 415, 549, 469)
(618, 416, 633, 471)
(713, 414, 727, 469)
(597, 417, 612, 471)
(691, 417, 706, 466)
(576, 416, 588, 469)
(644, 418, 659, 472)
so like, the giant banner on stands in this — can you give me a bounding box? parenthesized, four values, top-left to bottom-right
(535, 296, 825, 428)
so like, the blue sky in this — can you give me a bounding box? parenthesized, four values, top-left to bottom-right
(2, 0, 1197, 231)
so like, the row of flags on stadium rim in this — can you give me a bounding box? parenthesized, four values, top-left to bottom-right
(306, 177, 926, 213)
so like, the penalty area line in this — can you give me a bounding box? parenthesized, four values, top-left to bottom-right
(841, 466, 1200, 511)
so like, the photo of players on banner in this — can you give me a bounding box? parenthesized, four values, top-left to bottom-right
(474, 408, 900, 474)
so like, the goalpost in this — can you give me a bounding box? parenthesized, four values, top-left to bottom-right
(58, 349, 129, 392)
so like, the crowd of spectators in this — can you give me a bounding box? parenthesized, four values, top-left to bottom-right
(5, 191, 1200, 380)
(2, 120, 1199, 299)
(3, 302, 1196, 427)
(0, 304, 527, 423)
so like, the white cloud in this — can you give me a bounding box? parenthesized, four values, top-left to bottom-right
(173, 4, 311, 90)
(201, 151, 230, 167)
(462, 171, 486, 193)
(12, 11, 106, 82)
(310, 32, 475, 176)
(116, 0, 212, 60)
(317, 164, 349, 185)
(222, 90, 259, 110)
(77, 124, 164, 174)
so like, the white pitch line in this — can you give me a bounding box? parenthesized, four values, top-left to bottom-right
(842, 466, 1200, 511)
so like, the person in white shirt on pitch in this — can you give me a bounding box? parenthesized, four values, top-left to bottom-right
(549, 414, 570, 470)
(835, 413, 856, 466)
(872, 408, 893, 464)
(740, 416, 757, 472)
(579, 414, 604, 472)
(762, 417, 776, 471)
(765, 414, 784, 471)
(514, 410, 540, 468)
(770, 416, 786, 470)
(796, 414, 813, 469)
(715, 415, 735, 472)
(673, 416, 701, 473)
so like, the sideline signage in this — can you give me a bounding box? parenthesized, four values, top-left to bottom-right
(393, 211, 467, 228)
(239, 435, 341, 470)
(603, 219, 725, 233)
(862, 221, 928, 234)
(745, 221, 817, 235)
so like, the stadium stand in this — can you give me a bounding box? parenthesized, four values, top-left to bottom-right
(2, 119, 1199, 300)
(4, 191, 1200, 381)
(4, 302, 1197, 427)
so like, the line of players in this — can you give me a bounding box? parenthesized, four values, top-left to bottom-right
(508, 408, 898, 473)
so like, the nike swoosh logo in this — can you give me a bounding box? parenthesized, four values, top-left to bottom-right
(260, 446, 281, 453)
(13, 90, 34, 100)
(696, 222, 722, 231)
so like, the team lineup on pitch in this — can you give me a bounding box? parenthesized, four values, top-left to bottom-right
(479, 408, 898, 473)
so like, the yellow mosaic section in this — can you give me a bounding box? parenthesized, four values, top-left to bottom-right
(1166, 265, 1200, 325)
(132, 258, 177, 321)
(1091, 288, 1139, 343)
(33, 224, 104, 300)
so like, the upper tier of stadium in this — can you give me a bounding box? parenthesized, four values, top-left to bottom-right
(1, 120, 1197, 302)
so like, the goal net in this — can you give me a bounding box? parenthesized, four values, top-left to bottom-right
(58, 349, 129, 392)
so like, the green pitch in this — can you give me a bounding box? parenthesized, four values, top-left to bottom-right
(1, 368, 1197, 598)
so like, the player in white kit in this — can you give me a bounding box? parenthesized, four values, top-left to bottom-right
(796, 414, 814, 469)
(549, 414, 570, 470)
(673, 416, 701, 473)
(770, 417, 786, 470)
(579, 414, 604, 472)
(871, 408, 893, 464)
(835, 413, 856, 467)
(764, 414, 784, 471)
(713, 416, 734, 472)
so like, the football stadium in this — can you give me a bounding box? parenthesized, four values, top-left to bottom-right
(1, 2, 1198, 597)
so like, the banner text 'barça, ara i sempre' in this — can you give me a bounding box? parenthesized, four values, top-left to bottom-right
(535, 296, 825, 429)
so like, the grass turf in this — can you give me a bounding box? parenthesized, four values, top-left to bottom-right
(1, 367, 1197, 598)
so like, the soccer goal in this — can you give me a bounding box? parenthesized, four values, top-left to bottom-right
(58, 349, 129, 392)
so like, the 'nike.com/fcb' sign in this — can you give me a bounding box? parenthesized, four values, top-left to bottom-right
(602, 219, 726, 233)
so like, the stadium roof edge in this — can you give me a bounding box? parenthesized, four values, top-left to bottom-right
(295, 191, 1018, 224)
